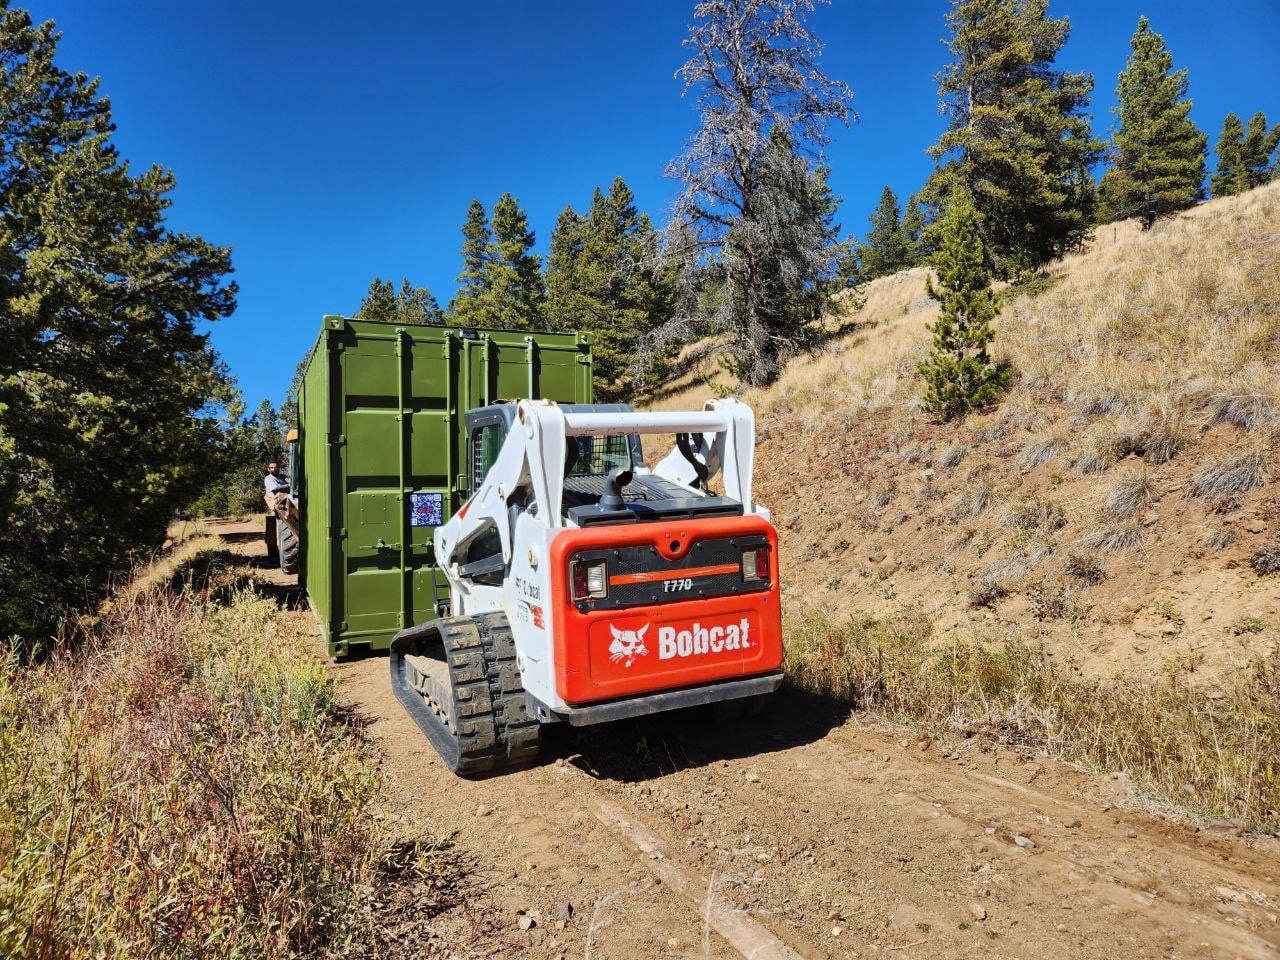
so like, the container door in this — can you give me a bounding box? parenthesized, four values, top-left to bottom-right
(405, 330, 459, 627)
(339, 335, 406, 642)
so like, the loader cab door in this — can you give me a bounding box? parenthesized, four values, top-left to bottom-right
(464, 404, 518, 497)
(461, 404, 517, 588)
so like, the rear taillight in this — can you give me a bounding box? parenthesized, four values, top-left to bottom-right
(571, 559, 608, 601)
(742, 545, 769, 582)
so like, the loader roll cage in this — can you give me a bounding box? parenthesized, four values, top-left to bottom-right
(464, 402, 644, 499)
(459, 400, 760, 531)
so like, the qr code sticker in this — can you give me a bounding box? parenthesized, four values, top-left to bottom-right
(409, 492, 444, 527)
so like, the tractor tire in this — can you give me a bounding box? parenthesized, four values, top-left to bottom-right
(277, 522, 300, 575)
(389, 611, 541, 778)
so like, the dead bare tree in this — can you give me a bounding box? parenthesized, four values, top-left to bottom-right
(661, 0, 853, 387)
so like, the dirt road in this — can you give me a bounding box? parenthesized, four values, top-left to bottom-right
(219, 520, 1279, 960)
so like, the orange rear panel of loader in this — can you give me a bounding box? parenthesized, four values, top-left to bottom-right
(548, 515, 783, 705)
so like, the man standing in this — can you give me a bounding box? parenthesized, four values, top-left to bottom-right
(263, 461, 292, 566)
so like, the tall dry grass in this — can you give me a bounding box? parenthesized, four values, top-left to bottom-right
(786, 612, 1280, 831)
(760, 268, 937, 426)
(0, 582, 385, 956)
(1001, 183, 1280, 433)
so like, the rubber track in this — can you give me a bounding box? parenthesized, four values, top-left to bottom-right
(389, 612, 541, 778)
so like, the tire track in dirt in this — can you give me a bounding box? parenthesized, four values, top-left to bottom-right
(221, 520, 1280, 959)
(567, 712, 1279, 960)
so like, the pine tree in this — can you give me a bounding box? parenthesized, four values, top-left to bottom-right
(902, 194, 927, 265)
(546, 179, 675, 398)
(1105, 17, 1207, 229)
(921, 0, 1102, 276)
(0, 4, 236, 641)
(665, 0, 852, 386)
(358, 276, 442, 324)
(249, 399, 287, 469)
(481, 192, 545, 331)
(545, 204, 588, 330)
(917, 202, 1012, 421)
(580, 183, 641, 394)
(445, 195, 544, 330)
(359, 277, 397, 319)
(1240, 112, 1280, 189)
(396, 279, 444, 324)
(1211, 113, 1247, 198)
(859, 186, 912, 280)
(604, 177, 676, 397)
(447, 199, 491, 325)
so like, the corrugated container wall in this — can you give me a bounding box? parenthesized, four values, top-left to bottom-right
(296, 315, 593, 656)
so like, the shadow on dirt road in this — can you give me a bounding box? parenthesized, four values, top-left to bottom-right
(549, 684, 850, 783)
(174, 545, 305, 608)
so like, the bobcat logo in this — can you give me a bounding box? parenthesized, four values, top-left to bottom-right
(608, 624, 650, 668)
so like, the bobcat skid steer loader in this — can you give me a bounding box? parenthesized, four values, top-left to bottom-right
(389, 398, 784, 776)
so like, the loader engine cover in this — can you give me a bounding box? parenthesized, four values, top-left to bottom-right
(549, 515, 783, 704)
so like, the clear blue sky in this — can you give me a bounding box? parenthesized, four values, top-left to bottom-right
(25, 0, 1280, 411)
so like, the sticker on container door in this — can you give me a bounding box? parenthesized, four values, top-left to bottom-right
(409, 492, 445, 527)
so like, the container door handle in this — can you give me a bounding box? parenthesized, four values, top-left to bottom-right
(359, 539, 401, 552)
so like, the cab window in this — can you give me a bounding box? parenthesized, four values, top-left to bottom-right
(565, 434, 632, 477)
(471, 423, 505, 492)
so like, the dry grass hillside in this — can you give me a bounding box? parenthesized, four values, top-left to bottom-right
(679, 183, 1280, 685)
(0, 526, 466, 956)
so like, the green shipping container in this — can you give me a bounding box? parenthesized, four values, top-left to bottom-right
(294, 315, 593, 656)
